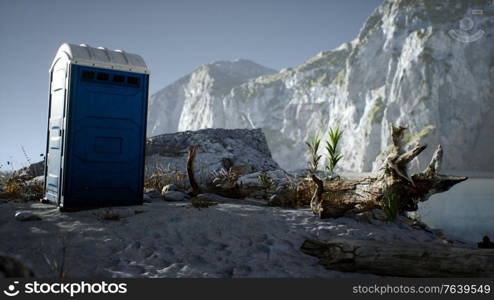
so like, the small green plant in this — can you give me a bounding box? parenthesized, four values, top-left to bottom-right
(258, 171, 276, 195)
(305, 131, 322, 173)
(382, 187, 399, 221)
(324, 125, 343, 180)
(257, 172, 273, 186)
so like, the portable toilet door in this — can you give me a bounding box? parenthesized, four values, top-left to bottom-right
(44, 43, 149, 208)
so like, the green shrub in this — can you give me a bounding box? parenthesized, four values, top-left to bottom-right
(324, 125, 343, 180)
(305, 131, 322, 173)
(258, 172, 276, 194)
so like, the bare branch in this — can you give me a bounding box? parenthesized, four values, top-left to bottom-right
(422, 144, 443, 177)
(396, 144, 427, 166)
(187, 146, 200, 196)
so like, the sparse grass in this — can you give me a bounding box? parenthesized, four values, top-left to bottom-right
(210, 168, 239, 187)
(258, 172, 274, 187)
(0, 177, 44, 201)
(1, 147, 45, 201)
(306, 131, 322, 174)
(144, 164, 187, 191)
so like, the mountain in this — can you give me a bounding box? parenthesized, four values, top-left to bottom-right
(147, 59, 277, 136)
(148, 0, 494, 172)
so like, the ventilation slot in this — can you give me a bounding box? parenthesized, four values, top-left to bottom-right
(127, 76, 140, 87)
(97, 72, 109, 81)
(113, 75, 125, 83)
(81, 71, 95, 80)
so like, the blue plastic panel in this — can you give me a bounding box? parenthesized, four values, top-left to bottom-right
(62, 65, 148, 207)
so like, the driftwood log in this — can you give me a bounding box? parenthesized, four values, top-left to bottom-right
(301, 239, 494, 277)
(308, 125, 467, 218)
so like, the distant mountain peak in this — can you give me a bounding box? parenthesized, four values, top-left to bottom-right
(197, 58, 277, 79)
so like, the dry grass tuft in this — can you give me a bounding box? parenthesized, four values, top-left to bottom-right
(144, 164, 187, 191)
(0, 177, 44, 201)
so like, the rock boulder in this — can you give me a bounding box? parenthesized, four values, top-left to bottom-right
(145, 128, 282, 186)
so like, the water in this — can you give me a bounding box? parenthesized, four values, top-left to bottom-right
(341, 172, 494, 244)
(417, 178, 494, 243)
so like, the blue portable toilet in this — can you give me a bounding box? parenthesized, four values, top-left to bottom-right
(44, 43, 149, 208)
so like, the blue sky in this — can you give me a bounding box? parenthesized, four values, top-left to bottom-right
(0, 0, 381, 170)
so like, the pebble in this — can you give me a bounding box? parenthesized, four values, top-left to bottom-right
(161, 184, 179, 194)
(14, 211, 42, 221)
(162, 191, 190, 202)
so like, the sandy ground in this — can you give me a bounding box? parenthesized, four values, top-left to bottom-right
(0, 197, 457, 278)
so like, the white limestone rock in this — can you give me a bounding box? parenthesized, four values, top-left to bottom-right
(14, 211, 41, 222)
(145, 128, 282, 186)
(148, 0, 494, 173)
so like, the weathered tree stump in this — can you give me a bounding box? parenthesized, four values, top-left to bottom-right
(309, 125, 467, 218)
(301, 239, 494, 277)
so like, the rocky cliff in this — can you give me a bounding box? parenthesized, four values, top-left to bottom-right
(147, 59, 276, 136)
(148, 0, 494, 172)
